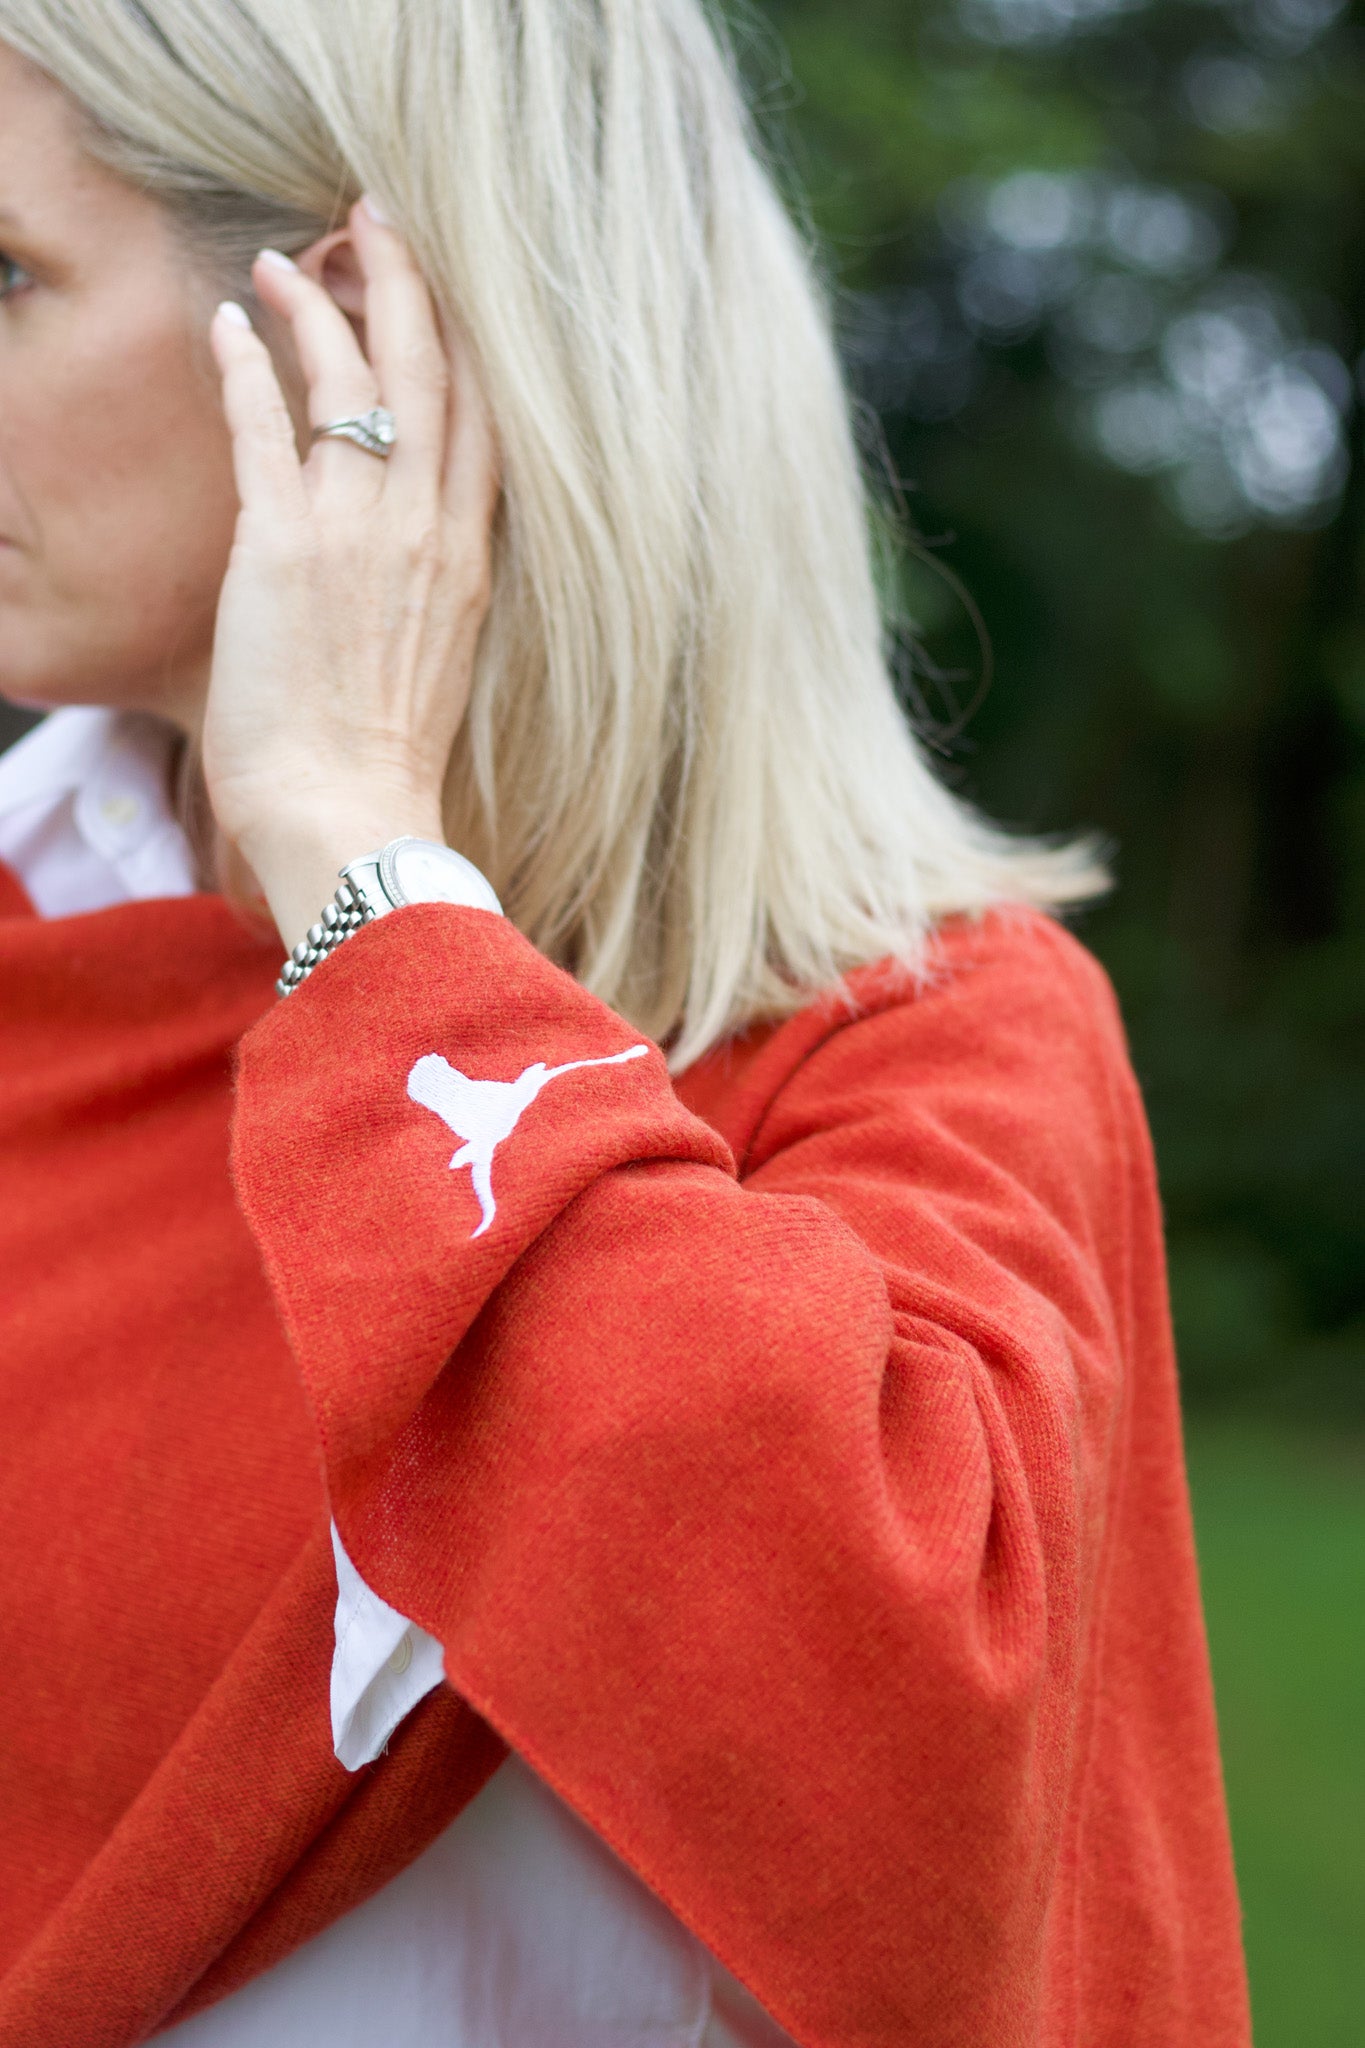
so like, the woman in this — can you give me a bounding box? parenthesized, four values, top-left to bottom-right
(0, 2, 1250, 2044)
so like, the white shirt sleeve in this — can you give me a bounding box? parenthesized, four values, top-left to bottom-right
(329, 1524, 449, 1771)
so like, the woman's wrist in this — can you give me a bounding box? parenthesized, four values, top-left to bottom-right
(239, 793, 448, 955)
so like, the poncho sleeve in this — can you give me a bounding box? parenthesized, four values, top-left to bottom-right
(229, 902, 1244, 2048)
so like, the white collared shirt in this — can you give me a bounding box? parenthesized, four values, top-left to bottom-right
(0, 704, 197, 914)
(0, 706, 791, 2048)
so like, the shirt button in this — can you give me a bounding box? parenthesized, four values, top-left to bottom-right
(99, 794, 142, 830)
(387, 1636, 414, 1676)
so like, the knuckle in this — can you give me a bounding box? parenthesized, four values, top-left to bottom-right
(466, 566, 494, 617)
(397, 518, 446, 575)
(238, 379, 292, 438)
(449, 533, 494, 611)
(400, 335, 450, 394)
(270, 515, 319, 568)
(253, 402, 295, 446)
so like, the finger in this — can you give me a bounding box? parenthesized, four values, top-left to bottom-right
(443, 321, 503, 535)
(210, 302, 308, 518)
(251, 250, 383, 491)
(348, 198, 449, 491)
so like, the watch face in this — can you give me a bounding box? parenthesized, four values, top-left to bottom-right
(387, 840, 462, 905)
(379, 838, 502, 916)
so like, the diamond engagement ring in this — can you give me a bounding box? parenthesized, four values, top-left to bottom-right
(311, 407, 397, 460)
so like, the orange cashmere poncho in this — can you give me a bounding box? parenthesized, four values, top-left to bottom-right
(0, 875, 1250, 2048)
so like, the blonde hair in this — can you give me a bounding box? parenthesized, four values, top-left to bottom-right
(1, 0, 1104, 1067)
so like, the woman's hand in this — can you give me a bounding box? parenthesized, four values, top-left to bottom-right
(203, 197, 500, 950)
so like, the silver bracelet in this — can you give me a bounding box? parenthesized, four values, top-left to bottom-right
(275, 879, 375, 999)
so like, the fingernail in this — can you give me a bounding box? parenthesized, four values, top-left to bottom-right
(256, 248, 297, 271)
(216, 301, 252, 328)
(361, 193, 392, 227)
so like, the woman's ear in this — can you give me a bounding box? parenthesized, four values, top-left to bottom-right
(296, 228, 367, 326)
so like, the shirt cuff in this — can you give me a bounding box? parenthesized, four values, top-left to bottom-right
(329, 1522, 447, 1772)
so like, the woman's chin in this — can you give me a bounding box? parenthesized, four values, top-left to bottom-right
(0, 677, 135, 715)
(0, 664, 141, 715)
(1, 690, 61, 713)
(0, 680, 83, 712)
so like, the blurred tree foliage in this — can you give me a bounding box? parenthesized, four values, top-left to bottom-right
(752, 0, 1365, 1415)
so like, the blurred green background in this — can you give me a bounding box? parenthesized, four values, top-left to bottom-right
(745, 0, 1364, 2034)
(2, 0, 1361, 2032)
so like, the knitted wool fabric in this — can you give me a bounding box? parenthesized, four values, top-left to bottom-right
(0, 879, 1250, 2048)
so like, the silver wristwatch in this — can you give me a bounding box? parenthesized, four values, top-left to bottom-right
(275, 836, 503, 998)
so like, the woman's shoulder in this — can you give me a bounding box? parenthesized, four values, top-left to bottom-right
(857, 903, 1124, 1045)
(677, 907, 1136, 1179)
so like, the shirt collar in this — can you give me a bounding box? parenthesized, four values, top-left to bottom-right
(0, 704, 197, 902)
(0, 705, 121, 822)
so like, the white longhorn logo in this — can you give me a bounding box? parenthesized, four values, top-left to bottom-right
(407, 1044, 650, 1239)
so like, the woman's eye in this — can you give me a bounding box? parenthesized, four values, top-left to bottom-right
(0, 253, 33, 300)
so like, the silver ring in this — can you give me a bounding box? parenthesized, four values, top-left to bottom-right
(311, 407, 396, 460)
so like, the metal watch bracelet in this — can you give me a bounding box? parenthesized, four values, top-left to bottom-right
(275, 838, 502, 999)
(275, 878, 375, 999)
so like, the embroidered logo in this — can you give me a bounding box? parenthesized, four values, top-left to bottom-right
(407, 1044, 650, 1239)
